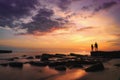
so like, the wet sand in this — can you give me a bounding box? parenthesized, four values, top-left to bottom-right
(0, 52, 119, 80)
(80, 59, 120, 80)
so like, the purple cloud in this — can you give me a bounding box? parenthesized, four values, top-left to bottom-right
(0, 0, 38, 18)
(0, 0, 119, 36)
(0, 0, 68, 35)
(95, 1, 117, 12)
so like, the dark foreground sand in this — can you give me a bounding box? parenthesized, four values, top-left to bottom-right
(0, 52, 119, 80)
(46, 59, 120, 80)
(79, 59, 120, 80)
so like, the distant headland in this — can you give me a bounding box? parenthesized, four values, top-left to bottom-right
(0, 50, 12, 53)
(90, 42, 120, 58)
(91, 51, 120, 58)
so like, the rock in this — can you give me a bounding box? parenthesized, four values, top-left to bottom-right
(114, 64, 120, 67)
(55, 65, 66, 71)
(66, 60, 83, 68)
(91, 51, 120, 58)
(0, 63, 8, 67)
(80, 60, 99, 65)
(7, 57, 19, 60)
(40, 54, 51, 61)
(7, 58, 14, 61)
(48, 61, 65, 67)
(41, 57, 49, 61)
(13, 57, 19, 59)
(29, 61, 47, 67)
(70, 64, 83, 68)
(9, 62, 23, 68)
(35, 55, 41, 59)
(26, 56, 34, 59)
(70, 53, 83, 57)
(54, 54, 66, 58)
(22, 55, 27, 57)
(0, 50, 12, 53)
(118, 77, 120, 80)
(85, 62, 104, 72)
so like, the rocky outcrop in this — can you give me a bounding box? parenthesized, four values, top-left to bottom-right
(70, 63, 83, 68)
(66, 60, 83, 68)
(26, 56, 34, 59)
(35, 55, 41, 59)
(91, 51, 120, 58)
(0, 50, 12, 53)
(9, 62, 23, 68)
(114, 64, 120, 67)
(55, 65, 66, 71)
(29, 61, 47, 67)
(85, 62, 104, 72)
(48, 61, 65, 67)
(40, 54, 52, 61)
(0, 63, 8, 67)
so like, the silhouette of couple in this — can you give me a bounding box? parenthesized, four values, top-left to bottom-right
(91, 42, 98, 51)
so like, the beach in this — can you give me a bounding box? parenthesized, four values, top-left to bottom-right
(80, 59, 120, 80)
(0, 52, 120, 80)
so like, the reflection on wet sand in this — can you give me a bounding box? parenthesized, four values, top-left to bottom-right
(48, 69, 87, 80)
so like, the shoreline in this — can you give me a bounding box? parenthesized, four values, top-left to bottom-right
(0, 51, 119, 80)
(0, 50, 12, 53)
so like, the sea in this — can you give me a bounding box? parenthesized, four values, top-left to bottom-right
(0, 52, 120, 80)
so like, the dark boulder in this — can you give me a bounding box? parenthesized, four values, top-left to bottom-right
(0, 63, 8, 67)
(7, 58, 14, 61)
(70, 53, 83, 57)
(29, 61, 47, 67)
(26, 56, 34, 59)
(0, 50, 12, 53)
(41, 56, 49, 61)
(70, 64, 83, 68)
(48, 61, 65, 67)
(85, 62, 104, 72)
(80, 60, 99, 65)
(13, 57, 19, 59)
(66, 60, 83, 68)
(35, 55, 41, 59)
(55, 65, 66, 71)
(40, 54, 51, 61)
(54, 54, 66, 58)
(9, 62, 23, 68)
(114, 64, 120, 67)
(22, 55, 27, 57)
(91, 51, 120, 58)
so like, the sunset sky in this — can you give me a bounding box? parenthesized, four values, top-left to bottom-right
(0, 0, 120, 53)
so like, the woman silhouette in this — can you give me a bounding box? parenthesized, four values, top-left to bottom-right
(94, 42, 98, 51)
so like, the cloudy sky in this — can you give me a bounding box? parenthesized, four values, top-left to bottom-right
(0, 0, 120, 53)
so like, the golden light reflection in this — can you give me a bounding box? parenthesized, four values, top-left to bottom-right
(52, 69, 87, 80)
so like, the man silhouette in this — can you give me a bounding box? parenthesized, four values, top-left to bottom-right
(91, 44, 94, 51)
(94, 42, 98, 51)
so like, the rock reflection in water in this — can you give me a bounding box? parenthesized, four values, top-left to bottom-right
(0, 64, 59, 80)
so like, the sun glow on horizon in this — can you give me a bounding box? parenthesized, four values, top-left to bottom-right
(0, 0, 120, 53)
